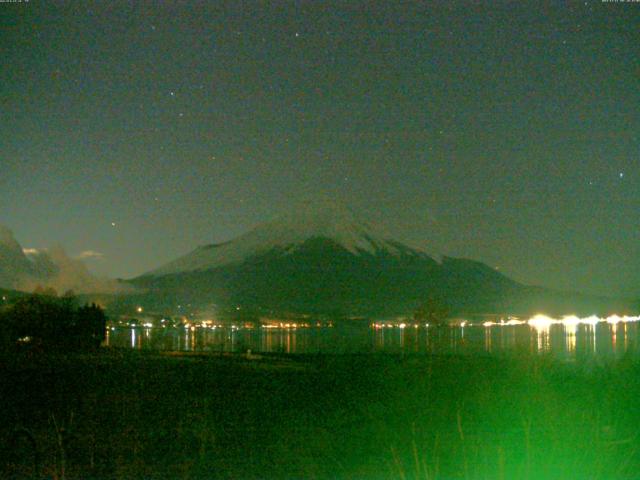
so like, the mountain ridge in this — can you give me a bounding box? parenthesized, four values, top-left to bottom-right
(129, 203, 636, 317)
(132, 204, 535, 316)
(0, 225, 130, 295)
(143, 201, 435, 277)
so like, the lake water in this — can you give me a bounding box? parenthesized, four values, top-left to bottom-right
(105, 320, 640, 361)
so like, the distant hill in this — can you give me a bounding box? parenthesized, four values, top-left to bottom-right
(0, 225, 130, 295)
(0, 225, 35, 288)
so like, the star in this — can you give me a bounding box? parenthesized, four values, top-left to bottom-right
(619, 172, 624, 179)
(111, 222, 116, 227)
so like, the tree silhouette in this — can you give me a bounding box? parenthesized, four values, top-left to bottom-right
(0, 294, 107, 352)
(413, 294, 450, 326)
(75, 303, 107, 348)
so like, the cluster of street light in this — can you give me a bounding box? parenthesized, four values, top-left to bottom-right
(370, 314, 640, 331)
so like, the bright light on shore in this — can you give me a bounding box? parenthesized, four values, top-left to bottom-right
(505, 319, 525, 326)
(561, 316, 580, 335)
(528, 314, 557, 329)
(524, 314, 640, 329)
(561, 315, 581, 327)
(365, 313, 640, 330)
(582, 315, 600, 327)
(607, 315, 622, 325)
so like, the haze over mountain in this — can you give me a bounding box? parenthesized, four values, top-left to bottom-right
(132, 201, 632, 317)
(0, 225, 129, 295)
(147, 199, 431, 276)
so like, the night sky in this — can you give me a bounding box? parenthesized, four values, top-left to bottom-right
(2, 1, 639, 297)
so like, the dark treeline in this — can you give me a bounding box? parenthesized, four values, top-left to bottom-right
(0, 289, 106, 352)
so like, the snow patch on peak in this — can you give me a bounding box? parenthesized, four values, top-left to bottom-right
(250, 199, 394, 255)
(147, 200, 433, 276)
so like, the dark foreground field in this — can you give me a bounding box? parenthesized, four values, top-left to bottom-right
(1, 349, 640, 479)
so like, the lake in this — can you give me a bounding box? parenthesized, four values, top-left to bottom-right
(105, 315, 640, 361)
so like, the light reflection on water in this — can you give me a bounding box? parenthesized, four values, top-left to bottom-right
(105, 322, 640, 360)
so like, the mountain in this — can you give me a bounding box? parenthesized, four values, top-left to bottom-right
(0, 225, 129, 295)
(0, 225, 35, 287)
(147, 200, 430, 277)
(133, 201, 563, 317)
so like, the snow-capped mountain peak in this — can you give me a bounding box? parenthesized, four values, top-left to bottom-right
(146, 200, 430, 276)
(247, 199, 394, 254)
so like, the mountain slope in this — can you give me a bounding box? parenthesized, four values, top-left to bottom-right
(0, 225, 129, 294)
(133, 203, 528, 316)
(0, 226, 38, 288)
(148, 200, 419, 277)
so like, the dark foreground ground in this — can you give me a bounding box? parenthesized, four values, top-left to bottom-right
(1, 349, 640, 479)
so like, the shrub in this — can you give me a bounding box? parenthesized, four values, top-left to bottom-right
(0, 292, 106, 352)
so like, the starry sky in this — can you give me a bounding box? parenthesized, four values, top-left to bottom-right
(2, 1, 639, 297)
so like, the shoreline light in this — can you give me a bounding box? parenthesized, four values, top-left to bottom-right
(528, 314, 557, 329)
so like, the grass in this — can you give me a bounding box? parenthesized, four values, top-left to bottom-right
(1, 348, 640, 479)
